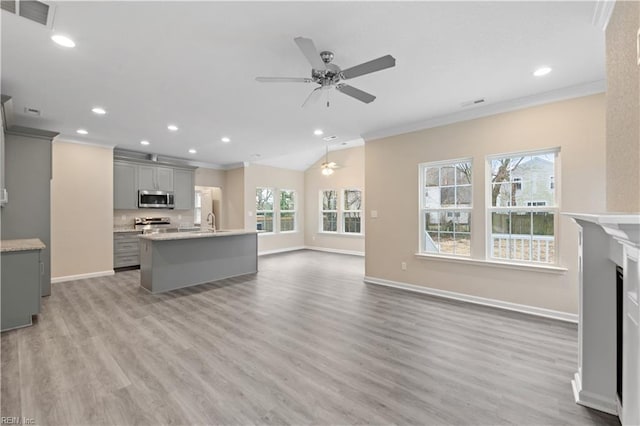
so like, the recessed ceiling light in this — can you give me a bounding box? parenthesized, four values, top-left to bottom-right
(140, 140, 150, 146)
(221, 137, 231, 143)
(76, 129, 88, 135)
(533, 66, 552, 77)
(91, 107, 106, 115)
(188, 148, 197, 154)
(323, 135, 338, 141)
(51, 34, 76, 48)
(167, 124, 179, 131)
(314, 129, 324, 136)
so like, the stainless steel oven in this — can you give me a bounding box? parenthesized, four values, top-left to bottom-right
(138, 190, 174, 209)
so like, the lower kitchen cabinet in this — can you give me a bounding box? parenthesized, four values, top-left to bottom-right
(1, 239, 44, 332)
(114, 231, 142, 268)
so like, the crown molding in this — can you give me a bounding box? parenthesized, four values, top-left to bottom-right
(362, 80, 606, 142)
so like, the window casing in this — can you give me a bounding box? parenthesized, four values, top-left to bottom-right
(487, 149, 558, 265)
(319, 189, 363, 234)
(256, 187, 274, 233)
(342, 189, 362, 234)
(419, 159, 472, 256)
(279, 189, 296, 232)
(321, 190, 338, 232)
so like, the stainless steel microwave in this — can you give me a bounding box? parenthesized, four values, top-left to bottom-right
(138, 190, 174, 209)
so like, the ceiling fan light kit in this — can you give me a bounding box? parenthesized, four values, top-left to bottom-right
(256, 36, 396, 107)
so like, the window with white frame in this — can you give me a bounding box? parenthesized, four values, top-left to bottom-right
(488, 149, 558, 264)
(419, 159, 472, 256)
(256, 187, 274, 233)
(321, 190, 338, 232)
(279, 189, 296, 232)
(343, 189, 363, 234)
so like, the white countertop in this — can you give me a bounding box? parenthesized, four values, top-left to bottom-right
(138, 229, 257, 241)
(1, 238, 46, 253)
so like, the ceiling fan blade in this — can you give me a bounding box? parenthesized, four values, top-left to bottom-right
(294, 37, 326, 70)
(302, 87, 322, 108)
(341, 54, 396, 80)
(255, 77, 313, 83)
(336, 84, 376, 104)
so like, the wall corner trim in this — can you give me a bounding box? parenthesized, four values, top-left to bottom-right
(51, 270, 115, 284)
(363, 275, 578, 323)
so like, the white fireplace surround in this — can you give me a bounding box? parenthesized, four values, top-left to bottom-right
(565, 213, 639, 426)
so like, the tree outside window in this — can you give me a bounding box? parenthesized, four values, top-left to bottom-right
(421, 159, 472, 256)
(256, 187, 274, 232)
(489, 151, 557, 264)
(321, 190, 338, 232)
(280, 189, 296, 232)
(343, 189, 362, 233)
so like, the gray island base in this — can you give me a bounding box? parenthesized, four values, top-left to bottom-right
(139, 230, 258, 294)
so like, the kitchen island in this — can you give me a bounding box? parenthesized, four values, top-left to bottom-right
(138, 230, 258, 293)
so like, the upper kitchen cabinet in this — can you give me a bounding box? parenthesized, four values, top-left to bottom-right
(138, 165, 174, 191)
(114, 161, 138, 210)
(173, 168, 194, 210)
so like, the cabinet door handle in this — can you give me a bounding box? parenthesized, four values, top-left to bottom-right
(40, 262, 44, 274)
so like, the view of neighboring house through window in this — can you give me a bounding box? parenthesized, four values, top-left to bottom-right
(256, 187, 274, 232)
(488, 149, 557, 264)
(321, 190, 338, 232)
(279, 189, 296, 232)
(343, 189, 362, 233)
(419, 159, 472, 256)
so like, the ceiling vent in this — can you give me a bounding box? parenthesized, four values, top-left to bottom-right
(1, 0, 56, 27)
(24, 106, 41, 116)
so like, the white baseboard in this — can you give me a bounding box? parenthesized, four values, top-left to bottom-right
(572, 372, 618, 415)
(51, 270, 115, 284)
(258, 246, 306, 256)
(304, 246, 365, 257)
(363, 275, 578, 323)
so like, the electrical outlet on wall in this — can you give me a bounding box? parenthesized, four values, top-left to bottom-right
(248, 211, 253, 217)
(178, 214, 182, 220)
(401, 262, 407, 271)
(371, 210, 378, 218)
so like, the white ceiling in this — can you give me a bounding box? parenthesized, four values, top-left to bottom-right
(1, 1, 605, 170)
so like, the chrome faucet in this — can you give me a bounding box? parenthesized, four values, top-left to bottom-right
(206, 212, 216, 231)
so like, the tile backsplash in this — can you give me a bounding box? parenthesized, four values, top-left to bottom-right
(114, 209, 196, 228)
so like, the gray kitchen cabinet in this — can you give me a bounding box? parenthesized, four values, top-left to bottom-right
(138, 165, 173, 191)
(114, 161, 138, 209)
(114, 231, 141, 268)
(1, 127, 57, 296)
(173, 168, 194, 210)
(1, 243, 43, 331)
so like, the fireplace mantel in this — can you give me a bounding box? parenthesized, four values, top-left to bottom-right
(564, 213, 639, 426)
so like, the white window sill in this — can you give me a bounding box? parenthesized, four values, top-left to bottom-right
(414, 253, 567, 274)
(318, 232, 365, 238)
(258, 231, 300, 236)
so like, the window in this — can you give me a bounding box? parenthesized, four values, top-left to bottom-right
(419, 159, 472, 256)
(194, 191, 202, 225)
(488, 150, 558, 264)
(256, 187, 274, 232)
(343, 189, 362, 234)
(321, 190, 338, 232)
(279, 189, 296, 232)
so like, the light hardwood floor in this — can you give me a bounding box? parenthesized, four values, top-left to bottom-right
(1, 250, 620, 425)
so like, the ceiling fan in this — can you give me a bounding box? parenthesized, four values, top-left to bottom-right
(320, 145, 338, 176)
(256, 37, 396, 107)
